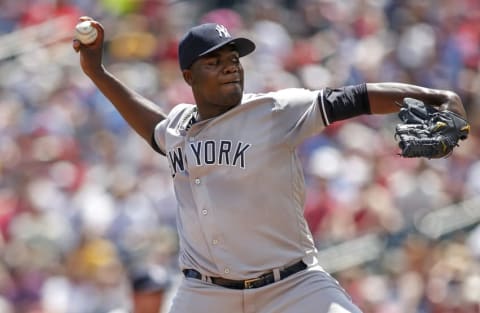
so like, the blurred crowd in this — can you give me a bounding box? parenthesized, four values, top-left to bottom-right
(0, 0, 480, 312)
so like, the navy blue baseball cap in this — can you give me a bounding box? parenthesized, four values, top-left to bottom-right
(178, 23, 256, 70)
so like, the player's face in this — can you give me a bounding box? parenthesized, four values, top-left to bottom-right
(187, 45, 244, 118)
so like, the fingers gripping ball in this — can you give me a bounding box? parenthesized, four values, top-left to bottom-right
(394, 98, 470, 158)
(75, 21, 98, 45)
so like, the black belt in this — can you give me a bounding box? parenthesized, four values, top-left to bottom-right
(182, 260, 307, 289)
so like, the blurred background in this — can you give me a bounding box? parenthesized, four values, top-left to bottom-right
(0, 0, 480, 312)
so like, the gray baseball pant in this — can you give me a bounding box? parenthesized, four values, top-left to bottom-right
(167, 265, 363, 313)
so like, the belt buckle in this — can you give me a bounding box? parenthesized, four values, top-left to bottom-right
(244, 277, 263, 289)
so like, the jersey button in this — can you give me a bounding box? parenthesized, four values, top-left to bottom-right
(224, 268, 230, 274)
(212, 239, 218, 245)
(194, 178, 201, 185)
(201, 209, 208, 215)
(188, 137, 195, 142)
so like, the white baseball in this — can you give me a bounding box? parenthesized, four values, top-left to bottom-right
(75, 21, 98, 45)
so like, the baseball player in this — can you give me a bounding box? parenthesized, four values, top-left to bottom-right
(73, 17, 468, 313)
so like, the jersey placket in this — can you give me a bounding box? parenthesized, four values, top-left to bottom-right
(184, 128, 230, 276)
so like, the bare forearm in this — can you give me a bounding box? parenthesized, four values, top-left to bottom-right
(88, 67, 166, 141)
(73, 17, 166, 143)
(366, 82, 466, 118)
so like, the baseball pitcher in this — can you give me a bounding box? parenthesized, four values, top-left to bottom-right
(73, 17, 469, 313)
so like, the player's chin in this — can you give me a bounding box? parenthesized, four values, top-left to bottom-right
(221, 83, 243, 105)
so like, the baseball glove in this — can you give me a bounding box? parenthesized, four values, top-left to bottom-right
(394, 97, 470, 158)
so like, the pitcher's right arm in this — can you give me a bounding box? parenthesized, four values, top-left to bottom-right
(73, 17, 166, 144)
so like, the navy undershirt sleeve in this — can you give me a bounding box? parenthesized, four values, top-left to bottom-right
(319, 83, 371, 126)
(151, 132, 166, 155)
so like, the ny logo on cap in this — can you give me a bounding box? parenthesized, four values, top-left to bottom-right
(215, 24, 231, 38)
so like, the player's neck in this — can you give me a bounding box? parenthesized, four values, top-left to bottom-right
(195, 104, 238, 122)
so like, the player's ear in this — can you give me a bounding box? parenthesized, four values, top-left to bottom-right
(182, 70, 193, 86)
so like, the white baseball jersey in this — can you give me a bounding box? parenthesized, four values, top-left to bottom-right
(153, 88, 326, 280)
